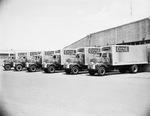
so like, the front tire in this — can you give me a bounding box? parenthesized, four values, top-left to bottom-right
(15, 65, 23, 71)
(4, 64, 11, 70)
(98, 66, 106, 76)
(29, 65, 37, 72)
(47, 66, 55, 73)
(71, 66, 79, 74)
(130, 65, 138, 73)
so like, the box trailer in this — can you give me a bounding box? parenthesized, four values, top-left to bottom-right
(26, 51, 43, 72)
(13, 51, 29, 71)
(43, 49, 76, 73)
(64, 47, 100, 74)
(88, 45, 148, 76)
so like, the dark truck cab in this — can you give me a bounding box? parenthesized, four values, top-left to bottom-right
(2, 56, 15, 70)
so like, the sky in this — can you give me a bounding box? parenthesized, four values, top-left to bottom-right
(0, 0, 150, 51)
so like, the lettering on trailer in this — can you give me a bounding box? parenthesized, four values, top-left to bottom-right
(102, 47, 111, 51)
(30, 52, 41, 56)
(55, 50, 60, 54)
(116, 46, 129, 52)
(18, 53, 27, 56)
(88, 48, 100, 54)
(77, 48, 84, 53)
(64, 50, 76, 55)
(44, 51, 54, 55)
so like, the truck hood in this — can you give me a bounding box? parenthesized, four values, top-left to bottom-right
(66, 58, 77, 63)
(90, 58, 103, 63)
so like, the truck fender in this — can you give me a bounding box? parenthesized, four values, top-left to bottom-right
(97, 63, 107, 69)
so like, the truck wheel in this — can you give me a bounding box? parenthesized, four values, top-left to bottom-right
(119, 68, 126, 73)
(15, 65, 23, 71)
(130, 65, 138, 73)
(4, 64, 11, 70)
(47, 66, 55, 73)
(71, 66, 79, 74)
(89, 71, 95, 76)
(29, 65, 37, 72)
(98, 66, 106, 76)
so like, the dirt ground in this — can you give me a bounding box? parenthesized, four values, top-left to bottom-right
(0, 67, 150, 116)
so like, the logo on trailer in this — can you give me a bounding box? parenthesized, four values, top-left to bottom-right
(102, 47, 111, 51)
(30, 52, 41, 56)
(77, 48, 84, 53)
(55, 50, 60, 54)
(88, 48, 100, 54)
(64, 50, 76, 55)
(116, 46, 129, 52)
(45, 51, 54, 55)
(18, 53, 27, 56)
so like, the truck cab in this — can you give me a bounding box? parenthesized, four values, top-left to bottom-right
(64, 52, 85, 74)
(43, 54, 62, 73)
(2, 56, 15, 70)
(88, 52, 111, 76)
(26, 55, 42, 72)
(13, 56, 27, 71)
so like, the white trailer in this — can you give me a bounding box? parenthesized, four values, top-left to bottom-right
(88, 45, 148, 76)
(43, 49, 76, 73)
(64, 47, 101, 74)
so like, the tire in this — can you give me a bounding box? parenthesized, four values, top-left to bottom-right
(119, 68, 126, 73)
(130, 65, 138, 73)
(29, 65, 37, 72)
(15, 65, 23, 71)
(71, 66, 79, 74)
(98, 66, 106, 76)
(89, 71, 95, 76)
(4, 64, 11, 70)
(65, 69, 71, 74)
(47, 65, 55, 73)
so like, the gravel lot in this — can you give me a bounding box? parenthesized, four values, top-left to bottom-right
(0, 67, 150, 116)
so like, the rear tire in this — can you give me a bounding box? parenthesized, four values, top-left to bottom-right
(29, 65, 37, 72)
(47, 66, 55, 73)
(89, 71, 95, 76)
(71, 66, 79, 74)
(15, 65, 23, 71)
(4, 64, 11, 70)
(98, 66, 106, 76)
(130, 64, 138, 73)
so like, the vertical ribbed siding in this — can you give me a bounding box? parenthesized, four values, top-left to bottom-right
(64, 18, 150, 49)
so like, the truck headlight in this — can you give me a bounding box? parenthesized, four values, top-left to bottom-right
(26, 62, 29, 67)
(13, 62, 15, 67)
(44, 63, 47, 68)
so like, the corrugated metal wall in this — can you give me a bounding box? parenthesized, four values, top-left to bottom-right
(64, 18, 150, 49)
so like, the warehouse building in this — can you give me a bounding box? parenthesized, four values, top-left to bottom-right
(64, 17, 150, 71)
(64, 17, 150, 48)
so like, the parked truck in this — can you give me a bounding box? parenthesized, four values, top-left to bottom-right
(43, 49, 76, 73)
(64, 47, 100, 74)
(26, 51, 43, 72)
(2, 56, 15, 70)
(13, 51, 28, 71)
(88, 45, 148, 76)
